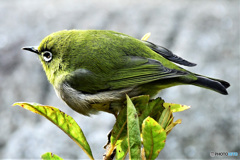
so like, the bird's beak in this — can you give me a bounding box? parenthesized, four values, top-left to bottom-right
(22, 46, 40, 55)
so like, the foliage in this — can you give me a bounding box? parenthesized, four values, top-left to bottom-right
(13, 95, 190, 160)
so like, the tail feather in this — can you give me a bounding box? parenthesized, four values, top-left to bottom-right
(209, 78, 230, 89)
(193, 75, 230, 95)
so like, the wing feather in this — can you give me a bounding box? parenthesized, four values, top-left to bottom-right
(108, 57, 187, 89)
(65, 56, 188, 93)
(142, 41, 196, 67)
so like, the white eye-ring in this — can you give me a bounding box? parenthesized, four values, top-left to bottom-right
(42, 51, 53, 62)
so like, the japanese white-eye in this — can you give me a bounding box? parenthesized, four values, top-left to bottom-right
(22, 30, 230, 116)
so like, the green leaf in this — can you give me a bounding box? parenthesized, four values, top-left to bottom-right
(142, 116, 166, 160)
(110, 105, 127, 145)
(130, 95, 149, 116)
(158, 106, 171, 129)
(13, 102, 94, 160)
(116, 137, 128, 160)
(106, 103, 128, 160)
(163, 102, 190, 112)
(41, 152, 63, 160)
(141, 32, 151, 41)
(148, 97, 165, 119)
(132, 96, 165, 130)
(165, 115, 174, 129)
(165, 119, 182, 134)
(108, 96, 188, 159)
(126, 95, 141, 160)
(110, 96, 165, 147)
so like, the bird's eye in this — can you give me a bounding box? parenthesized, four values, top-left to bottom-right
(42, 51, 53, 62)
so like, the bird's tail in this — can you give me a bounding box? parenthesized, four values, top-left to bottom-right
(192, 74, 230, 95)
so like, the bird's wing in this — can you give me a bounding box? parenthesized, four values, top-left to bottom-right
(64, 68, 111, 94)
(64, 56, 188, 93)
(142, 41, 196, 67)
(108, 56, 188, 90)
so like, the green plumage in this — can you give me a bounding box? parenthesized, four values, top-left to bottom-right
(23, 30, 230, 116)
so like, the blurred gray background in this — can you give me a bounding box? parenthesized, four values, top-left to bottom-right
(0, 0, 239, 159)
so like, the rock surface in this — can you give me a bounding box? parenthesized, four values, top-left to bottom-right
(0, 0, 239, 159)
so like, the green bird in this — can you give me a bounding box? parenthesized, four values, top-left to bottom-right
(22, 30, 230, 116)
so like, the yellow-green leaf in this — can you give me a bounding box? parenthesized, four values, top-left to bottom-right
(163, 103, 190, 112)
(147, 97, 165, 121)
(165, 119, 182, 134)
(13, 102, 94, 160)
(41, 152, 63, 160)
(107, 104, 128, 160)
(116, 137, 128, 160)
(141, 32, 151, 41)
(142, 117, 166, 160)
(110, 105, 127, 146)
(158, 106, 171, 129)
(126, 95, 141, 160)
(133, 96, 165, 130)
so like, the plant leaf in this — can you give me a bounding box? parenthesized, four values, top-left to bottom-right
(131, 95, 150, 128)
(116, 137, 128, 160)
(106, 103, 128, 160)
(126, 95, 141, 160)
(158, 106, 171, 129)
(133, 96, 165, 130)
(141, 32, 151, 41)
(41, 152, 63, 160)
(165, 119, 182, 134)
(147, 97, 165, 122)
(13, 102, 94, 160)
(142, 116, 166, 160)
(110, 105, 127, 146)
(163, 102, 190, 112)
